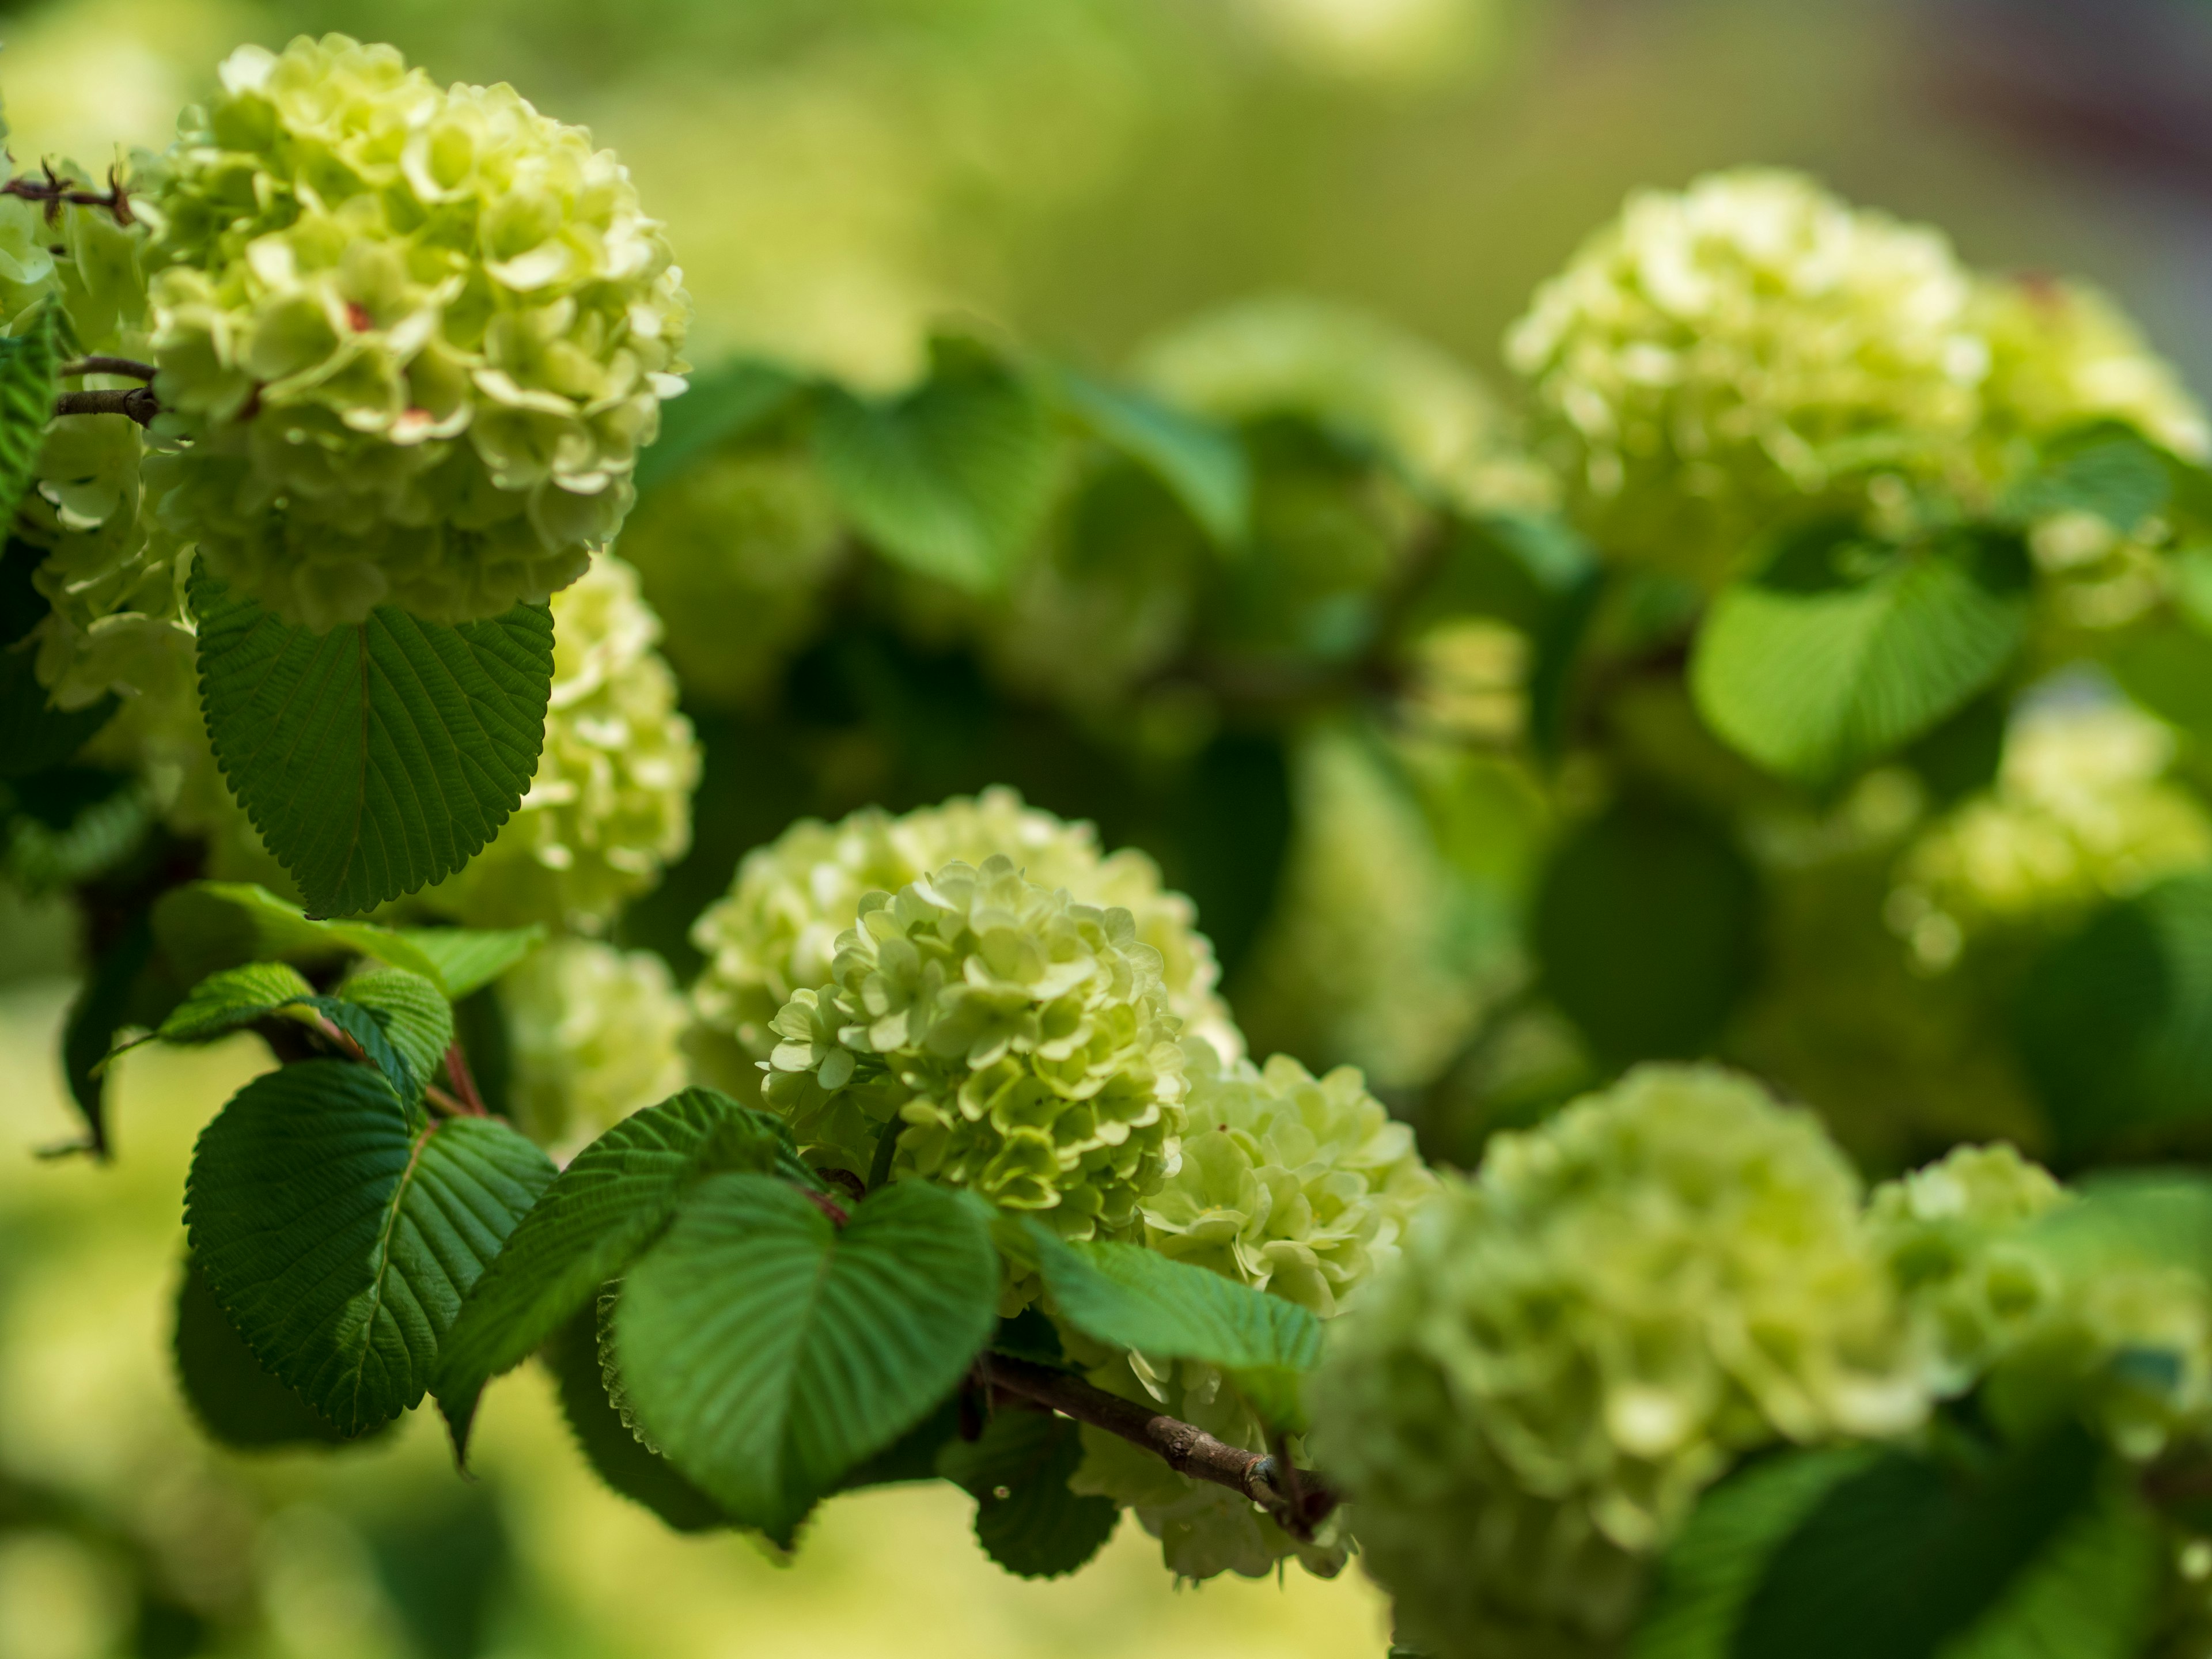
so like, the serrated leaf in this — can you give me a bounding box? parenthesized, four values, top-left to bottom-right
(540, 1301, 726, 1533)
(173, 1255, 374, 1450)
(302, 996, 421, 1107)
(336, 969, 453, 1104)
(938, 1407, 1119, 1579)
(633, 357, 806, 497)
(1049, 366, 1248, 548)
(2016, 873, 2212, 1157)
(1733, 1425, 2103, 1659)
(813, 342, 1058, 592)
(0, 306, 61, 520)
(615, 1175, 998, 1538)
(191, 572, 554, 918)
(388, 926, 543, 1000)
(150, 879, 529, 998)
(432, 1088, 792, 1442)
(155, 961, 317, 1043)
(185, 1061, 555, 1435)
(1691, 524, 2031, 784)
(1633, 1446, 1879, 1659)
(1010, 1217, 1321, 1425)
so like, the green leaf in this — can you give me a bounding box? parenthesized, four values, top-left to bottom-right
(1691, 524, 2031, 783)
(938, 1407, 1119, 1579)
(1733, 1424, 2103, 1659)
(1010, 1218, 1321, 1425)
(0, 535, 115, 778)
(813, 340, 1059, 592)
(389, 926, 543, 1000)
(2015, 873, 2212, 1157)
(185, 1061, 556, 1435)
(613, 1175, 998, 1538)
(336, 969, 454, 1104)
(191, 571, 555, 918)
(432, 1088, 791, 1442)
(173, 1255, 374, 1450)
(59, 907, 176, 1158)
(540, 1301, 727, 1533)
(2027, 1169, 2212, 1279)
(0, 306, 61, 520)
(1937, 1490, 2160, 1659)
(155, 961, 317, 1043)
(1532, 797, 1761, 1066)
(1048, 366, 1249, 548)
(633, 357, 805, 497)
(1633, 1446, 1881, 1659)
(834, 1393, 966, 1494)
(2002, 424, 2172, 532)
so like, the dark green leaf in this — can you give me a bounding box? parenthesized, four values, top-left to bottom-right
(633, 358, 806, 497)
(1734, 1425, 2103, 1659)
(1528, 563, 1607, 761)
(432, 1088, 791, 1444)
(154, 961, 317, 1043)
(191, 573, 554, 918)
(335, 969, 454, 1105)
(938, 1407, 1119, 1579)
(833, 1393, 965, 1494)
(2002, 425, 2172, 532)
(185, 1062, 555, 1435)
(149, 879, 528, 996)
(1938, 1490, 2160, 1659)
(1691, 524, 2031, 783)
(2016, 873, 2212, 1156)
(0, 306, 61, 519)
(613, 1175, 998, 1538)
(813, 340, 1059, 592)
(1533, 797, 1760, 1065)
(60, 908, 174, 1158)
(173, 1255, 376, 1450)
(1902, 690, 2009, 809)
(541, 1301, 726, 1533)
(1048, 366, 1249, 548)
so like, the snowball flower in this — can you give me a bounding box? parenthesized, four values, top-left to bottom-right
(1309, 1065, 1927, 1658)
(500, 937, 690, 1158)
(761, 855, 1188, 1251)
(1506, 169, 1986, 584)
(688, 787, 1234, 1100)
(145, 35, 690, 630)
(423, 554, 698, 933)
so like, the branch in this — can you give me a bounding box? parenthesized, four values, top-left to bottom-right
(440, 1041, 488, 1115)
(60, 356, 154, 381)
(976, 1351, 1340, 1539)
(3, 164, 134, 226)
(54, 387, 157, 427)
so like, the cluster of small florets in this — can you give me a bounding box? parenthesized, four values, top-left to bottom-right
(1887, 699, 2212, 971)
(1310, 1065, 1926, 1658)
(688, 788, 1234, 1099)
(421, 554, 696, 933)
(142, 35, 690, 631)
(762, 855, 1188, 1253)
(1507, 169, 1987, 584)
(499, 937, 690, 1157)
(1071, 1040, 1438, 1581)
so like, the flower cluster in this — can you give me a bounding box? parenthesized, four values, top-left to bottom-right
(143, 35, 690, 631)
(422, 555, 698, 933)
(1071, 1040, 1438, 1580)
(761, 855, 1188, 1252)
(1888, 699, 2212, 971)
(499, 937, 690, 1158)
(1310, 1065, 1925, 1658)
(688, 788, 1233, 1100)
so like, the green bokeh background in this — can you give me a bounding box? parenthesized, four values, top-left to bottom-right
(5, 0, 2210, 1653)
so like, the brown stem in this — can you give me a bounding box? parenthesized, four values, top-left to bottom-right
(800, 1187, 851, 1226)
(441, 1041, 488, 1115)
(423, 1084, 473, 1119)
(60, 356, 154, 381)
(54, 387, 157, 427)
(2, 164, 134, 226)
(976, 1352, 1339, 1539)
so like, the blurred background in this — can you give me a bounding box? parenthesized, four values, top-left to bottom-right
(7, 0, 2212, 1653)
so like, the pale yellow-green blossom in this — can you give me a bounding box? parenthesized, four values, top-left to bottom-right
(422, 555, 698, 933)
(499, 937, 690, 1158)
(761, 856, 1187, 1262)
(1310, 1065, 1926, 1658)
(144, 35, 690, 630)
(1972, 274, 2209, 464)
(688, 787, 1234, 1100)
(1507, 169, 1986, 585)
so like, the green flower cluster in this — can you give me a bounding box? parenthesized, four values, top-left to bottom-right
(1973, 275, 2209, 465)
(1071, 1039, 1438, 1580)
(612, 448, 843, 709)
(1310, 1065, 1925, 1658)
(688, 787, 1234, 1101)
(499, 937, 690, 1158)
(423, 554, 698, 933)
(1507, 169, 1986, 585)
(1887, 699, 2212, 971)
(143, 35, 690, 631)
(761, 855, 1188, 1253)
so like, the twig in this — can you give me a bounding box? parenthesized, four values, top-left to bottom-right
(60, 356, 154, 381)
(54, 387, 157, 427)
(976, 1352, 1339, 1539)
(2, 163, 133, 225)
(441, 1041, 488, 1115)
(423, 1084, 472, 1119)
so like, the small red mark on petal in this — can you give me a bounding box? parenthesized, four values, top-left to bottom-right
(346, 301, 374, 333)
